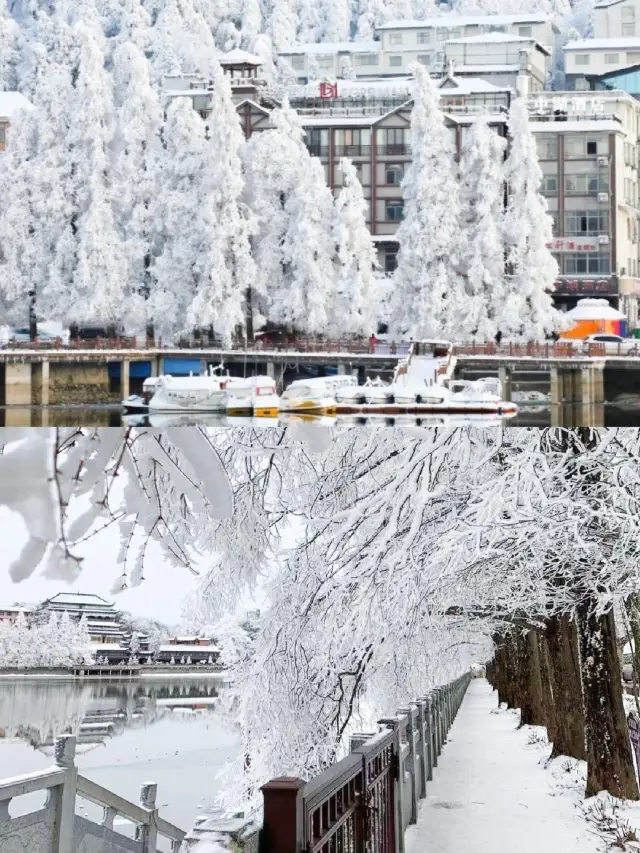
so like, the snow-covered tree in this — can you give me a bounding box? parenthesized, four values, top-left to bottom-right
(457, 117, 507, 341)
(243, 101, 335, 332)
(0, 1, 20, 90)
(331, 158, 379, 336)
(391, 64, 463, 339)
(502, 97, 564, 339)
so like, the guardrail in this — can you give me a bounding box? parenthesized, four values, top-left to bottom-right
(453, 341, 640, 358)
(0, 735, 185, 853)
(184, 672, 471, 853)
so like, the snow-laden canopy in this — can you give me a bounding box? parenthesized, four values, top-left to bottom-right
(565, 298, 626, 321)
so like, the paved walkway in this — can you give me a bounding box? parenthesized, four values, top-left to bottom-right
(406, 679, 598, 853)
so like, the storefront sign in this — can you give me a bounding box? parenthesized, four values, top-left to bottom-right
(546, 238, 599, 253)
(553, 277, 617, 295)
(319, 82, 338, 99)
(530, 96, 606, 114)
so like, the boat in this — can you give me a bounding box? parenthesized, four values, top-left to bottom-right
(226, 375, 280, 418)
(148, 366, 232, 413)
(279, 375, 357, 414)
(121, 377, 161, 413)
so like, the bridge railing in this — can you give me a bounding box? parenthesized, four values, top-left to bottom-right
(188, 672, 471, 853)
(0, 734, 185, 853)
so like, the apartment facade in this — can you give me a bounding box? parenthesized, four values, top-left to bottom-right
(279, 12, 556, 91)
(594, 0, 640, 38)
(531, 90, 640, 321)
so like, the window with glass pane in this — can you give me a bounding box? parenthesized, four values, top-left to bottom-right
(565, 210, 609, 235)
(307, 128, 329, 156)
(390, 33, 403, 44)
(335, 128, 371, 156)
(564, 253, 611, 274)
(623, 6, 636, 18)
(418, 54, 432, 65)
(385, 248, 398, 273)
(575, 54, 590, 65)
(389, 55, 403, 66)
(418, 31, 431, 43)
(385, 200, 404, 221)
(356, 54, 378, 65)
(537, 136, 557, 159)
(605, 53, 620, 64)
(542, 175, 558, 195)
(291, 56, 304, 69)
(518, 26, 532, 37)
(379, 128, 407, 155)
(386, 164, 404, 185)
(623, 22, 636, 35)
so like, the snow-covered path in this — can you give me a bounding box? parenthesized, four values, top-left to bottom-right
(402, 356, 444, 386)
(406, 679, 598, 853)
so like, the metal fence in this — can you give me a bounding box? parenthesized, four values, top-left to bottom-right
(259, 672, 471, 853)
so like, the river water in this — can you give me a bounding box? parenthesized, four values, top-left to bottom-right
(0, 676, 240, 835)
(2, 402, 640, 427)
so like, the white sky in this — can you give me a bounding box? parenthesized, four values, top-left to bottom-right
(0, 506, 201, 625)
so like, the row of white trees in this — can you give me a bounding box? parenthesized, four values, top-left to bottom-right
(393, 66, 564, 340)
(0, 611, 94, 669)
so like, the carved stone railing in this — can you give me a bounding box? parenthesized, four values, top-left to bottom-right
(0, 735, 185, 853)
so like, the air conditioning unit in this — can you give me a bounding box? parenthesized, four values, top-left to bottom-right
(598, 234, 610, 245)
(598, 192, 609, 202)
(597, 156, 609, 167)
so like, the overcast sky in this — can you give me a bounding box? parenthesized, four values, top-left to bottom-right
(0, 505, 200, 625)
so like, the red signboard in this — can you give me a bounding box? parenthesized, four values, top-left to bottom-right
(553, 278, 617, 295)
(319, 81, 338, 100)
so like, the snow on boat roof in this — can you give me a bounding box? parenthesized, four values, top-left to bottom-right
(565, 298, 626, 320)
(160, 375, 224, 388)
(564, 37, 640, 50)
(376, 13, 553, 30)
(0, 91, 35, 118)
(280, 41, 379, 55)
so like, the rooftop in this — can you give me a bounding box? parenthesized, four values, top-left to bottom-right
(0, 91, 35, 119)
(280, 41, 380, 56)
(376, 13, 554, 30)
(564, 37, 640, 50)
(218, 48, 263, 65)
(44, 593, 115, 607)
(159, 644, 221, 653)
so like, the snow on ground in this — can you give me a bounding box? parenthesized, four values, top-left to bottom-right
(406, 679, 601, 853)
(402, 356, 444, 387)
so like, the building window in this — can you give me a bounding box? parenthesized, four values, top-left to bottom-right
(335, 128, 371, 156)
(389, 55, 403, 67)
(486, 24, 506, 33)
(316, 55, 334, 69)
(541, 175, 558, 195)
(389, 33, 403, 44)
(306, 128, 329, 157)
(623, 6, 636, 18)
(605, 53, 620, 64)
(290, 56, 304, 70)
(565, 135, 606, 157)
(565, 173, 608, 194)
(385, 248, 398, 273)
(417, 31, 431, 44)
(385, 200, 404, 221)
(574, 76, 590, 91)
(537, 135, 558, 159)
(623, 22, 636, 35)
(564, 253, 611, 274)
(575, 54, 590, 66)
(378, 128, 408, 155)
(355, 54, 379, 66)
(565, 210, 609, 235)
(418, 54, 432, 66)
(386, 164, 404, 185)
(518, 26, 533, 37)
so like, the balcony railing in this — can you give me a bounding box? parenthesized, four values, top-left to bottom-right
(307, 145, 329, 157)
(377, 144, 410, 156)
(334, 144, 371, 157)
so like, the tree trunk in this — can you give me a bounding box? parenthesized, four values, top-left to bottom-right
(526, 630, 546, 727)
(626, 595, 640, 716)
(577, 601, 638, 799)
(494, 642, 507, 705)
(545, 614, 586, 761)
(538, 632, 557, 745)
(28, 289, 37, 340)
(503, 633, 518, 709)
(518, 632, 535, 726)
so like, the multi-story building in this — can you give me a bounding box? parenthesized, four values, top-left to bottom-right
(594, 0, 640, 39)
(0, 92, 35, 151)
(37, 592, 127, 643)
(279, 12, 557, 89)
(156, 638, 220, 664)
(0, 604, 34, 624)
(530, 89, 640, 320)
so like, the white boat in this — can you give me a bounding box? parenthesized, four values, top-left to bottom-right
(226, 375, 279, 418)
(121, 376, 161, 413)
(362, 378, 394, 405)
(148, 367, 231, 413)
(279, 374, 357, 414)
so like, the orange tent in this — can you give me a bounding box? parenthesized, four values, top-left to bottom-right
(559, 298, 627, 339)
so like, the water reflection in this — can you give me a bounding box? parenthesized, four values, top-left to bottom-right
(3, 402, 640, 427)
(0, 677, 238, 830)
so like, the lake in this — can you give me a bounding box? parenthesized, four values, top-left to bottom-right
(3, 402, 640, 427)
(0, 676, 240, 834)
